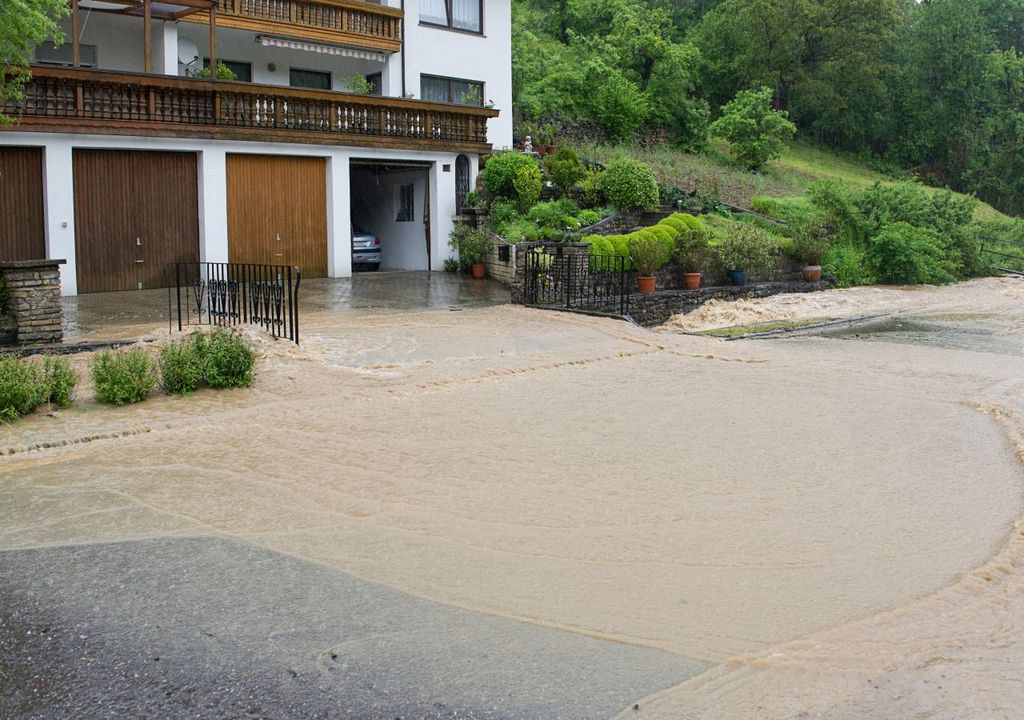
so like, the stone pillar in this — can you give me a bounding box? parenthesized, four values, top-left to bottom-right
(1, 259, 66, 345)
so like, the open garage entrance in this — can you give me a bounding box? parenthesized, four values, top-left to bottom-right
(350, 161, 432, 272)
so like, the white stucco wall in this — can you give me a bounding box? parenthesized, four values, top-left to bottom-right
(0, 132, 475, 294)
(398, 0, 513, 148)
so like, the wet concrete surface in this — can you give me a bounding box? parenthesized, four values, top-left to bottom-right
(795, 314, 1024, 356)
(0, 537, 706, 720)
(62, 272, 510, 343)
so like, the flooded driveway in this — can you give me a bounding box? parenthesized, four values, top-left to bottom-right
(61, 271, 509, 343)
(3, 277, 1024, 718)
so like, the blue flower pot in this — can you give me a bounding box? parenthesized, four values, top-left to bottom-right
(728, 270, 748, 286)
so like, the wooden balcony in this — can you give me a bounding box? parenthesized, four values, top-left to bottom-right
(183, 0, 403, 53)
(2, 66, 498, 153)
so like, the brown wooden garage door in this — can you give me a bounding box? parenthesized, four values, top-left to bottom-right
(226, 155, 328, 277)
(0, 147, 45, 262)
(73, 150, 199, 293)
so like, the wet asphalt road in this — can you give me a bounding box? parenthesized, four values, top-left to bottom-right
(0, 537, 707, 719)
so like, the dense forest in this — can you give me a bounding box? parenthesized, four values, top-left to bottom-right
(512, 0, 1024, 216)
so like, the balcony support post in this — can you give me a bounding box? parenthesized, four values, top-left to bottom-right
(71, 0, 80, 67)
(143, 0, 152, 73)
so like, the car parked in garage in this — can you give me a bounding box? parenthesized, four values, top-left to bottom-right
(352, 224, 382, 271)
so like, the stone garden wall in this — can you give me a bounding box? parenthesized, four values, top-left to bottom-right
(1, 260, 65, 345)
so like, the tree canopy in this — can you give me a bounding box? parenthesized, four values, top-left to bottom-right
(513, 0, 1024, 214)
(0, 0, 67, 123)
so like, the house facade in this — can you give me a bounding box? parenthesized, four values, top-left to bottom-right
(0, 0, 511, 295)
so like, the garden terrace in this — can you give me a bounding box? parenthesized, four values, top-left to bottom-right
(2, 67, 499, 154)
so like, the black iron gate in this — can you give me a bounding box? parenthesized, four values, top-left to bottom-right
(173, 262, 302, 343)
(516, 244, 630, 316)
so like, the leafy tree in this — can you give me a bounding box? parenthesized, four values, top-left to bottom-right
(0, 0, 67, 124)
(709, 86, 796, 170)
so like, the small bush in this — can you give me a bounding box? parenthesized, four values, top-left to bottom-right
(449, 225, 495, 266)
(0, 355, 46, 421)
(578, 209, 601, 227)
(41, 355, 77, 407)
(791, 219, 831, 266)
(544, 148, 586, 192)
(580, 169, 606, 208)
(823, 243, 875, 288)
(713, 225, 779, 275)
(488, 198, 520, 235)
(673, 217, 711, 272)
(159, 334, 207, 396)
(482, 152, 541, 201)
(600, 159, 659, 212)
(205, 330, 256, 389)
(629, 232, 672, 275)
(527, 200, 581, 238)
(865, 222, 956, 285)
(513, 163, 542, 211)
(91, 348, 157, 406)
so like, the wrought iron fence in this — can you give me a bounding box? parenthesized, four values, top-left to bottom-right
(173, 262, 301, 343)
(517, 244, 630, 316)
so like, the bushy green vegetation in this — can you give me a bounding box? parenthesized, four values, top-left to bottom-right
(159, 334, 207, 396)
(92, 348, 157, 405)
(713, 224, 778, 274)
(204, 330, 256, 389)
(0, 354, 78, 421)
(709, 87, 797, 171)
(481, 152, 541, 201)
(513, 0, 1024, 215)
(449, 225, 495, 268)
(600, 158, 660, 212)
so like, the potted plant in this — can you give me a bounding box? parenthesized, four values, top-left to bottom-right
(674, 224, 711, 290)
(628, 232, 671, 294)
(713, 225, 777, 287)
(534, 124, 558, 155)
(443, 256, 459, 273)
(792, 220, 830, 282)
(449, 225, 495, 279)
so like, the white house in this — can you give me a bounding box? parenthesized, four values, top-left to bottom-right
(0, 0, 511, 295)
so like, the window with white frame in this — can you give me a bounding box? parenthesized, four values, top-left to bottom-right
(420, 0, 482, 33)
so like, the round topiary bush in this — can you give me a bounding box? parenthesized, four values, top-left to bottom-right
(482, 152, 541, 201)
(544, 148, 586, 192)
(600, 159, 659, 212)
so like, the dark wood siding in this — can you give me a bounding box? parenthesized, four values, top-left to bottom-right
(0, 147, 46, 261)
(226, 154, 328, 277)
(73, 150, 199, 293)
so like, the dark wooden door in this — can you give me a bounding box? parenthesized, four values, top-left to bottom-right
(226, 154, 328, 277)
(0, 147, 46, 262)
(73, 150, 199, 293)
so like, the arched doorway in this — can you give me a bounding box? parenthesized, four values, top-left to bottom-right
(455, 154, 471, 214)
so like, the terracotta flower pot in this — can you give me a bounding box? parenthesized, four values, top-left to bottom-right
(802, 265, 822, 282)
(637, 275, 656, 294)
(471, 262, 487, 279)
(682, 272, 702, 290)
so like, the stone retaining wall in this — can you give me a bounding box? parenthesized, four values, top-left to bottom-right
(625, 281, 832, 327)
(1, 260, 66, 345)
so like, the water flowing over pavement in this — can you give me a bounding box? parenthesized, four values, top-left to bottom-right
(3, 276, 1024, 718)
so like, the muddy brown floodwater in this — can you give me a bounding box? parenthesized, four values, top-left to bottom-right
(3, 276, 1024, 718)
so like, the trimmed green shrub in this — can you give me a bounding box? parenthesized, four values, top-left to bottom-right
(628, 232, 671, 275)
(578, 209, 601, 227)
(713, 225, 779, 275)
(41, 355, 77, 407)
(91, 348, 157, 406)
(673, 217, 712, 272)
(159, 334, 207, 396)
(865, 223, 956, 285)
(513, 163, 543, 211)
(585, 234, 616, 256)
(544, 148, 586, 192)
(600, 159, 659, 212)
(204, 330, 256, 389)
(0, 355, 46, 421)
(482, 152, 541, 201)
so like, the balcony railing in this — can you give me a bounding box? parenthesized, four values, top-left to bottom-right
(184, 0, 403, 53)
(2, 67, 498, 152)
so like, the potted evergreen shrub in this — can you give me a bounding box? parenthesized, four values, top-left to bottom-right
(629, 232, 671, 294)
(714, 225, 777, 287)
(673, 219, 711, 290)
(792, 220, 830, 281)
(449, 225, 495, 279)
